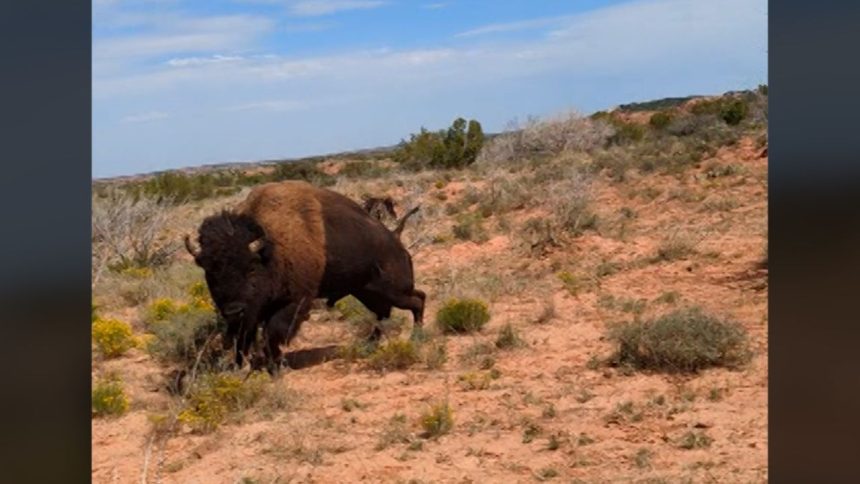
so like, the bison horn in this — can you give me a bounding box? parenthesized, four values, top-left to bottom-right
(248, 238, 264, 254)
(222, 211, 235, 236)
(184, 234, 200, 257)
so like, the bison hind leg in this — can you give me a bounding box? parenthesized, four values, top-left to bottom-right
(352, 289, 392, 343)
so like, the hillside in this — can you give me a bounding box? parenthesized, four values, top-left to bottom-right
(91, 88, 768, 483)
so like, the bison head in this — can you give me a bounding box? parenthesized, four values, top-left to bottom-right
(185, 211, 274, 352)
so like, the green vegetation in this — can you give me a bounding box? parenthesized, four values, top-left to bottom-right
(494, 323, 525, 349)
(367, 339, 420, 372)
(394, 117, 484, 170)
(436, 298, 491, 334)
(145, 303, 223, 368)
(452, 212, 489, 242)
(92, 317, 137, 358)
(649, 111, 674, 129)
(678, 430, 714, 450)
(609, 307, 751, 373)
(419, 401, 454, 438)
(92, 376, 130, 418)
(178, 372, 269, 432)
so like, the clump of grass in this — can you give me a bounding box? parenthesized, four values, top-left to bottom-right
(423, 339, 448, 370)
(649, 111, 674, 130)
(521, 420, 542, 443)
(494, 323, 525, 349)
(533, 299, 556, 324)
(338, 340, 377, 363)
(92, 317, 137, 358)
(341, 398, 363, 412)
(187, 281, 215, 311)
(145, 295, 213, 327)
(436, 298, 490, 334)
(575, 389, 595, 403)
(366, 339, 420, 372)
(708, 387, 726, 402)
(177, 371, 269, 433)
(557, 271, 590, 296)
(92, 376, 129, 418)
(452, 212, 489, 243)
(145, 298, 182, 325)
(120, 266, 153, 279)
(654, 291, 680, 305)
(146, 305, 223, 368)
(609, 307, 751, 373)
(605, 401, 644, 424)
(535, 467, 559, 481)
(460, 341, 496, 368)
(634, 448, 654, 469)
(419, 402, 454, 438)
(678, 431, 714, 450)
(376, 413, 411, 450)
(334, 295, 374, 323)
(655, 232, 698, 262)
(599, 294, 647, 315)
(595, 260, 623, 278)
(457, 371, 492, 391)
(577, 433, 595, 446)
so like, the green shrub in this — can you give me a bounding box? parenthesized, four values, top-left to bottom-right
(495, 323, 525, 349)
(187, 282, 215, 311)
(678, 430, 714, 449)
(609, 119, 646, 144)
(92, 317, 137, 358)
(423, 339, 448, 369)
(366, 339, 420, 372)
(436, 298, 490, 334)
(457, 371, 492, 391)
(270, 160, 336, 186)
(419, 401, 454, 438)
(334, 295, 374, 322)
(124, 170, 240, 203)
(649, 111, 674, 129)
(394, 117, 484, 170)
(452, 212, 488, 242)
(178, 372, 269, 432)
(145, 298, 182, 325)
(146, 306, 223, 368)
(609, 307, 751, 373)
(655, 232, 698, 262)
(719, 98, 749, 126)
(92, 377, 130, 418)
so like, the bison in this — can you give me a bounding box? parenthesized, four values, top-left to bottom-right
(184, 181, 426, 373)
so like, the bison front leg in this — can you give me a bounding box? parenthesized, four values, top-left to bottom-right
(259, 299, 311, 375)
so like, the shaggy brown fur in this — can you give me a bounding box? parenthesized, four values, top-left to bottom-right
(187, 181, 426, 373)
(361, 195, 420, 239)
(362, 195, 397, 222)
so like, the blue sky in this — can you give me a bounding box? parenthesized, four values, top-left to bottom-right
(92, 0, 768, 178)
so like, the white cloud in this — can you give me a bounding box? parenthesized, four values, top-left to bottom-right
(287, 1, 386, 17)
(221, 100, 308, 113)
(422, 3, 448, 9)
(165, 55, 245, 67)
(454, 15, 571, 38)
(93, 14, 274, 63)
(121, 111, 170, 123)
(283, 21, 336, 33)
